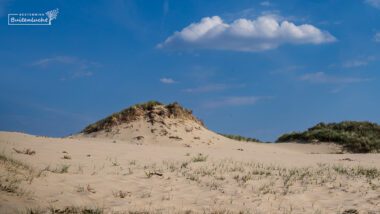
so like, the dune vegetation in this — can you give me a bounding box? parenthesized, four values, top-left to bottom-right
(82, 101, 203, 134)
(276, 121, 380, 153)
(220, 134, 262, 143)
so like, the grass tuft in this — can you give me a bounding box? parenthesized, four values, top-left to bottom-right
(191, 153, 208, 162)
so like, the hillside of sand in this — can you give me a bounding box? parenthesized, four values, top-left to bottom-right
(0, 102, 379, 213)
(74, 101, 231, 146)
(1, 134, 380, 213)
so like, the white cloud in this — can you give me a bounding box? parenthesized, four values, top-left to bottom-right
(32, 56, 98, 79)
(260, 1, 272, 7)
(366, 0, 380, 9)
(203, 96, 263, 108)
(184, 83, 245, 93)
(160, 77, 176, 84)
(158, 15, 336, 52)
(374, 32, 380, 42)
(342, 60, 369, 68)
(342, 56, 376, 68)
(33, 56, 79, 67)
(299, 72, 370, 84)
(184, 84, 227, 93)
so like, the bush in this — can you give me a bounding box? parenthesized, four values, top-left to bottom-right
(135, 101, 162, 111)
(276, 121, 380, 153)
(220, 134, 261, 143)
(82, 101, 162, 134)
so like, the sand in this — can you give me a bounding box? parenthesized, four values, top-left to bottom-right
(0, 131, 379, 213)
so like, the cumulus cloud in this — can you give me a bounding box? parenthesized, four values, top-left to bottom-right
(158, 15, 336, 52)
(160, 77, 176, 84)
(299, 72, 370, 84)
(366, 0, 380, 9)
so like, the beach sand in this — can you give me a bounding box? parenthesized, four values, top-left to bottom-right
(0, 130, 379, 213)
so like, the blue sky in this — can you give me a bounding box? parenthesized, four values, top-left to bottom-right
(0, 0, 380, 141)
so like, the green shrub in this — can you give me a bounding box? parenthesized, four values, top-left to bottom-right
(276, 121, 380, 153)
(220, 134, 261, 143)
(82, 101, 162, 134)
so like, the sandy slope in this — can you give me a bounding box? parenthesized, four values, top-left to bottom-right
(75, 119, 227, 146)
(0, 131, 379, 213)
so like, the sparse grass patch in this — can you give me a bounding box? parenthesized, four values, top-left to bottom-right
(24, 207, 46, 214)
(45, 206, 103, 214)
(145, 170, 163, 178)
(0, 181, 19, 193)
(140, 190, 152, 198)
(75, 185, 85, 193)
(129, 160, 137, 165)
(332, 165, 380, 179)
(0, 152, 33, 171)
(233, 174, 252, 185)
(191, 153, 208, 162)
(156, 158, 380, 201)
(113, 190, 130, 198)
(13, 148, 36, 155)
(111, 159, 119, 166)
(0, 152, 34, 196)
(46, 164, 70, 174)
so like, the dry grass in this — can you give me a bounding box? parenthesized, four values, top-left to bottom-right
(191, 153, 208, 162)
(43, 164, 70, 174)
(62, 155, 72, 160)
(23, 206, 355, 214)
(160, 159, 380, 199)
(2, 147, 379, 213)
(11, 154, 380, 213)
(13, 148, 36, 155)
(0, 151, 34, 196)
(24, 206, 103, 214)
(0, 151, 33, 171)
(113, 190, 131, 198)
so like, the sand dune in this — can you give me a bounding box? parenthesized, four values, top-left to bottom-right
(0, 103, 379, 213)
(1, 131, 380, 213)
(74, 102, 228, 146)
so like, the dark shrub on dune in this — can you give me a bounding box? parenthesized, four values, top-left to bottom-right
(220, 134, 262, 143)
(276, 121, 380, 153)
